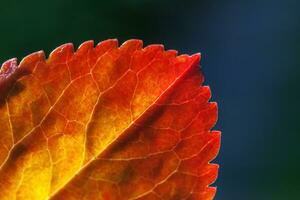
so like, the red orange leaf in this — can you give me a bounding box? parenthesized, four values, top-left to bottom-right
(0, 39, 220, 200)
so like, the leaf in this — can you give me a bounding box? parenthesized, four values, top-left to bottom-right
(0, 39, 220, 200)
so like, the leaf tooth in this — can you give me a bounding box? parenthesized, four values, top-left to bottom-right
(19, 50, 46, 72)
(166, 49, 178, 57)
(76, 40, 94, 55)
(120, 39, 143, 52)
(96, 38, 118, 50)
(143, 44, 164, 52)
(47, 43, 74, 63)
(206, 131, 221, 163)
(0, 58, 18, 74)
(0, 58, 23, 102)
(0, 50, 46, 139)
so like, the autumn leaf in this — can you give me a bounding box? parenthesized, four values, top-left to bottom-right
(0, 39, 220, 200)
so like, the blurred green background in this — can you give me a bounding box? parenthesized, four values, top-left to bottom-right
(1, 0, 299, 199)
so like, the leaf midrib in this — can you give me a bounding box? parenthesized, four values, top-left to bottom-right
(48, 56, 198, 199)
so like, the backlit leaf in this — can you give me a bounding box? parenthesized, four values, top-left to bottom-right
(0, 39, 220, 200)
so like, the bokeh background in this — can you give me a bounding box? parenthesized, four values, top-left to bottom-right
(0, 0, 299, 199)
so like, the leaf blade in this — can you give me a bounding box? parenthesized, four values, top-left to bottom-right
(0, 39, 220, 200)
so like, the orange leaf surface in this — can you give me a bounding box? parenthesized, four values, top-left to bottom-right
(0, 39, 220, 200)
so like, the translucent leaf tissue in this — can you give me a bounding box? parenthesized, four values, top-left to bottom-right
(0, 39, 221, 200)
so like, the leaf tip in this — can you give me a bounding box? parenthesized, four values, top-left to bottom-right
(191, 52, 201, 64)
